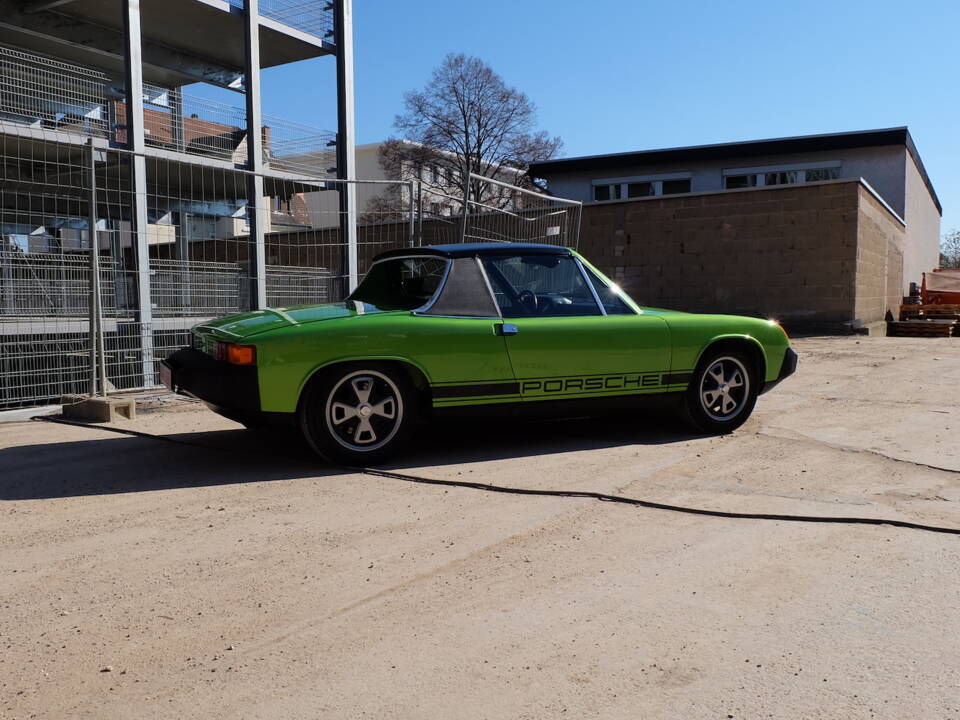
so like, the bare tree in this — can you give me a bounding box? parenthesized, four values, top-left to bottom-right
(378, 54, 562, 214)
(941, 228, 960, 268)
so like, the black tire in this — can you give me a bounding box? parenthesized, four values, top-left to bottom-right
(298, 362, 418, 465)
(681, 350, 758, 434)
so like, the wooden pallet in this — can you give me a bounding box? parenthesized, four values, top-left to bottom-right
(886, 319, 957, 338)
(899, 304, 960, 321)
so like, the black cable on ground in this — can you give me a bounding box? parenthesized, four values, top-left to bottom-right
(35, 415, 960, 537)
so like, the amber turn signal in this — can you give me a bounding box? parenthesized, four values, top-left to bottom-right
(216, 342, 256, 365)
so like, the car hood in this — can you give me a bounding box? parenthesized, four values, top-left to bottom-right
(194, 302, 397, 340)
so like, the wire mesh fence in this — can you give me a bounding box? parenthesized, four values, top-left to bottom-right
(0, 44, 335, 176)
(0, 124, 418, 409)
(0, 116, 580, 411)
(228, 0, 334, 38)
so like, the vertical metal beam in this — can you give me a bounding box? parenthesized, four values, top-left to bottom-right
(87, 140, 107, 397)
(244, 0, 267, 310)
(174, 211, 192, 310)
(122, 0, 155, 387)
(334, 0, 357, 294)
(170, 87, 185, 153)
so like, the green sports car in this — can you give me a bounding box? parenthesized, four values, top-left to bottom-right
(162, 243, 797, 464)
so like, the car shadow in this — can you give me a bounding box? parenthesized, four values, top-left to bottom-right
(0, 427, 332, 501)
(1, 413, 705, 501)
(398, 413, 704, 468)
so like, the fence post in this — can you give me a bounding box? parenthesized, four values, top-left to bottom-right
(1, 247, 12, 315)
(459, 168, 471, 243)
(407, 181, 416, 248)
(572, 206, 582, 250)
(86, 139, 107, 397)
(416, 180, 423, 246)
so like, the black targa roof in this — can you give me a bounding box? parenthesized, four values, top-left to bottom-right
(373, 243, 572, 262)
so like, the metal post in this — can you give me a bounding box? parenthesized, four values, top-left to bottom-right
(416, 180, 423, 246)
(334, 0, 357, 294)
(86, 139, 107, 397)
(170, 87, 185, 153)
(0, 251, 12, 316)
(122, 0, 155, 387)
(244, 0, 268, 310)
(174, 211, 192, 310)
(459, 164, 471, 243)
(407, 181, 416, 248)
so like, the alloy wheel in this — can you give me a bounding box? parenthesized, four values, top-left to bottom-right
(324, 370, 404, 452)
(698, 356, 750, 421)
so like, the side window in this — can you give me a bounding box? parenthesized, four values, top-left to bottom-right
(349, 257, 447, 311)
(583, 266, 636, 315)
(482, 255, 601, 318)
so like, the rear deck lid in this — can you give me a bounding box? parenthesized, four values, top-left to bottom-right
(193, 302, 391, 342)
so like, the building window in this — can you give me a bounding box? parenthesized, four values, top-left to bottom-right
(804, 167, 841, 182)
(724, 174, 758, 190)
(764, 171, 799, 186)
(661, 178, 692, 195)
(724, 165, 840, 190)
(593, 174, 692, 202)
(627, 182, 654, 198)
(594, 184, 622, 202)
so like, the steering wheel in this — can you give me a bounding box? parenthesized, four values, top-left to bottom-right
(517, 289, 538, 315)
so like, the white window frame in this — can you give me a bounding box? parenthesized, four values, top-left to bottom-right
(591, 172, 693, 201)
(722, 160, 841, 188)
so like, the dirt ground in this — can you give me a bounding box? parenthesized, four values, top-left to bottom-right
(2, 335, 960, 720)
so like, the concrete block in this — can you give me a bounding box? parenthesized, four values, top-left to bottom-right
(61, 395, 137, 423)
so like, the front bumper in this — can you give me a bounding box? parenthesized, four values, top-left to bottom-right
(161, 347, 261, 413)
(760, 347, 798, 395)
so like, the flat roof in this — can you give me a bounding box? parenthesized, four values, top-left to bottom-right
(375, 243, 572, 260)
(530, 127, 941, 215)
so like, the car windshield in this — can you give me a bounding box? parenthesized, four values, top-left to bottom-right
(348, 256, 448, 311)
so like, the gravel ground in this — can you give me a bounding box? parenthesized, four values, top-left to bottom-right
(2, 335, 960, 719)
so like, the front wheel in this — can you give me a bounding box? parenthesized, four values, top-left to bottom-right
(299, 364, 418, 465)
(681, 352, 758, 434)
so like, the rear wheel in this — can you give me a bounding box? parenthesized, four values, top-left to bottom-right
(299, 363, 417, 465)
(682, 351, 758, 434)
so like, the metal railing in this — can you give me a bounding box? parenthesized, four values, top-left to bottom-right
(0, 45, 111, 138)
(150, 259, 248, 317)
(229, 0, 334, 38)
(0, 44, 335, 176)
(0, 251, 117, 317)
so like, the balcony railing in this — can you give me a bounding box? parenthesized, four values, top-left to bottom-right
(228, 0, 333, 39)
(0, 44, 335, 178)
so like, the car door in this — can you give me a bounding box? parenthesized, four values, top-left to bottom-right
(481, 254, 672, 402)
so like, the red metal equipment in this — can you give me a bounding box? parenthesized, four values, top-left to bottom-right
(921, 269, 960, 305)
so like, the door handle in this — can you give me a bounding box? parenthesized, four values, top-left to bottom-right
(495, 323, 519, 336)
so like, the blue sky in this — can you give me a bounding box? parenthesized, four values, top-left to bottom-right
(250, 0, 958, 234)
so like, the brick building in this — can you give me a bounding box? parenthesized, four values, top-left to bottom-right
(529, 128, 942, 332)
